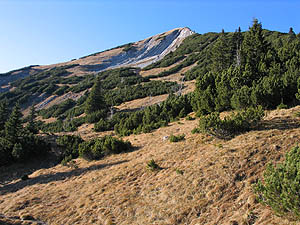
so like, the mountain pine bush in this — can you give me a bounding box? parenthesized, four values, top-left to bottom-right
(198, 106, 264, 138)
(254, 145, 300, 220)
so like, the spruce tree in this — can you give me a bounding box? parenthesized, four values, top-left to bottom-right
(210, 32, 231, 74)
(241, 19, 270, 75)
(0, 100, 9, 132)
(85, 77, 107, 115)
(26, 105, 38, 134)
(288, 27, 296, 40)
(5, 103, 23, 144)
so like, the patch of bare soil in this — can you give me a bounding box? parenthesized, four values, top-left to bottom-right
(1, 107, 300, 225)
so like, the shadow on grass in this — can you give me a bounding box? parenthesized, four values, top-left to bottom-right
(0, 152, 61, 187)
(259, 117, 299, 131)
(0, 160, 128, 195)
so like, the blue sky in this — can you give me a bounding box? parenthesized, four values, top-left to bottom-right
(1, 0, 300, 73)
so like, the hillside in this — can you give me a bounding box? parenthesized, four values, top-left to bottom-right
(0, 27, 193, 89)
(1, 20, 300, 225)
(1, 106, 300, 225)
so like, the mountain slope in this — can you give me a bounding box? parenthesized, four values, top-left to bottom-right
(0, 27, 194, 89)
(1, 107, 300, 225)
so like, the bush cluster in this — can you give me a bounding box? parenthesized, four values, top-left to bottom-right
(254, 145, 300, 220)
(0, 102, 50, 167)
(198, 106, 264, 138)
(192, 20, 300, 115)
(78, 136, 132, 160)
(169, 134, 185, 142)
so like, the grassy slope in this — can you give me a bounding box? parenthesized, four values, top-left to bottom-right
(1, 106, 300, 225)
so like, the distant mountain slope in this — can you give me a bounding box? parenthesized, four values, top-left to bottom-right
(0, 27, 194, 88)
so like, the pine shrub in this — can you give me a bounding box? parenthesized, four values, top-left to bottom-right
(78, 136, 132, 160)
(169, 134, 186, 142)
(254, 145, 300, 220)
(198, 106, 264, 138)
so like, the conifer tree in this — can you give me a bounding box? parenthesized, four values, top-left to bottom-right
(85, 77, 107, 115)
(210, 32, 231, 74)
(288, 27, 296, 40)
(5, 103, 23, 144)
(26, 105, 38, 134)
(0, 100, 9, 132)
(240, 19, 271, 84)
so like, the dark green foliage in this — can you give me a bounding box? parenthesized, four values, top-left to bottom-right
(113, 93, 193, 136)
(5, 103, 23, 144)
(185, 115, 195, 120)
(192, 20, 300, 114)
(0, 103, 50, 166)
(145, 54, 200, 79)
(198, 106, 264, 139)
(0, 100, 9, 131)
(26, 105, 38, 134)
(123, 43, 136, 52)
(1, 65, 78, 107)
(146, 159, 162, 171)
(104, 81, 178, 106)
(254, 145, 300, 220)
(39, 118, 81, 133)
(56, 135, 84, 162)
(85, 77, 108, 115)
(38, 99, 77, 119)
(21, 174, 29, 181)
(143, 51, 185, 71)
(169, 134, 185, 142)
(94, 119, 111, 132)
(277, 102, 288, 109)
(85, 110, 107, 123)
(78, 136, 132, 160)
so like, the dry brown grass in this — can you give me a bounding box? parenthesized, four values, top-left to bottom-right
(1, 107, 300, 225)
(116, 63, 197, 112)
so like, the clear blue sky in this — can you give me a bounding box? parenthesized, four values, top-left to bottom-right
(1, 0, 300, 73)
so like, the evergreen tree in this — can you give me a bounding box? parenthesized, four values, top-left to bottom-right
(288, 27, 296, 40)
(210, 32, 231, 74)
(26, 105, 38, 134)
(85, 77, 107, 115)
(240, 19, 271, 82)
(232, 27, 243, 67)
(4, 103, 23, 144)
(0, 100, 9, 132)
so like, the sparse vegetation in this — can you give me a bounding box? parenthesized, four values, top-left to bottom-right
(254, 145, 300, 220)
(175, 168, 184, 175)
(146, 159, 162, 171)
(169, 134, 185, 142)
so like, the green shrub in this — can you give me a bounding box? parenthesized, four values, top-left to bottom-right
(56, 135, 84, 162)
(254, 145, 300, 220)
(146, 159, 162, 171)
(175, 168, 184, 175)
(85, 110, 107, 123)
(78, 136, 132, 160)
(277, 102, 288, 109)
(198, 106, 264, 138)
(94, 119, 111, 132)
(185, 115, 195, 120)
(169, 134, 185, 142)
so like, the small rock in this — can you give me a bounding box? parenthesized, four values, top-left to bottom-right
(162, 136, 169, 141)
